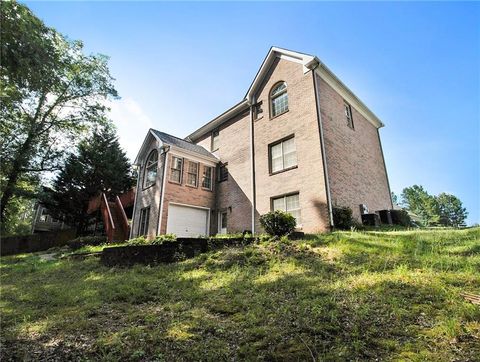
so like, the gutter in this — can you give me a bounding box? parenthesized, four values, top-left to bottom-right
(157, 145, 170, 235)
(249, 98, 256, 233)
(129, 164, 141, 239)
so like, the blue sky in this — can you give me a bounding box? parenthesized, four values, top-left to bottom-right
(26, 1, 479, 225)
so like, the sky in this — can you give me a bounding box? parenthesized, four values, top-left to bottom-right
(25, 1, 479, 225)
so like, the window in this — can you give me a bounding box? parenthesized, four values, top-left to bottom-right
(272, 193, 301, 223)
(218, 211, 228, 234)
(144, 150, 158, 188)
(270, 82, 288, 117)
(344, 102, 354, 129)
(211, 129, 219, 151)
(269, 136, 297, 173)
(218, 163, 228, 182)
(186, 161, 199, 187)
(202, 166, 213, 190)
(253, 101, 263, 120)
(170, 156, 183, 183)
(138, 206, 150, 236)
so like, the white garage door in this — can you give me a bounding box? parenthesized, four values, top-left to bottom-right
(166, 204, 209, 237)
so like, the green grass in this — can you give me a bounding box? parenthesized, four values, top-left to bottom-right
(1, 228, 479, 361)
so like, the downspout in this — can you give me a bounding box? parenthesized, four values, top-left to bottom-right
(129, 166, 141, 239)
(249, 98, 257, 234)
(312, 67, 334, 229)
(157, 145, 170, 235)
(377, 128, 394, 209)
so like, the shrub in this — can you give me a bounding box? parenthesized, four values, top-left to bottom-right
(67, 236, 107, 250)
(126, 234, 177, 246)
(390, 209, 412, 226)
(259, 210, 296, 237)
(333, 206, 354, 230)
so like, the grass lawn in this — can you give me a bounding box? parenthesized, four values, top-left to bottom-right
(1, 228, 479, 361)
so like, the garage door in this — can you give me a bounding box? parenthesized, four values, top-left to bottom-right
(166, 204, 209, 237)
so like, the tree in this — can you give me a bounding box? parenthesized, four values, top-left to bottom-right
(0, 2, 117, 224)
(401, 185, 440, 226)
(391, 192, 399, 205)
(44, 126, 134, 234)
(436, 193, 468, 227)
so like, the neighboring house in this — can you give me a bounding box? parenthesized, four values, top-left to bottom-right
(31, 203, 67, 233)
(131, 47, 393, 238)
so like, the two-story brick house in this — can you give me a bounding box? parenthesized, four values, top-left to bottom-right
(131, 47, 392, 238)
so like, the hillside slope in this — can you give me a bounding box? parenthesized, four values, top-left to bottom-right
(1, 228, 479, 361)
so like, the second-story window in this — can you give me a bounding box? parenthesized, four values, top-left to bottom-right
(344, 101, 354, 129)
(218, 163, 228, 182)
(269, 136, 297, 173)
(211, 129, 219, 151)
(144, 149, 158, 188)
(186, 161, 199, 187)
(170, 156, 183, 183)
(270, 81, 288, 117)
(202, 166, 213, 190)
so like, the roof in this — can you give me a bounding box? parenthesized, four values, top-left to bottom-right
(187, 46, 384, 141)
(151, 129, 215, 158)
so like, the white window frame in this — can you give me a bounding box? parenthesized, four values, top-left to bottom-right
(143, 149, 158, 188)
(270, 81, 288, 118)
(269, 136, 297, 174)
(186, 160, 199, 187)
(272, 193, 301, 225)
(170, 156, 183, 184)
(138, 206, 150, 236)
(202, 165, 213, 190)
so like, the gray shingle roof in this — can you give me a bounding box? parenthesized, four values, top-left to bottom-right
(151, 129, 215, 159)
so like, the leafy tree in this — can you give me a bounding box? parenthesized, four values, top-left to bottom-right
(436, 193, 468, 227)
(401, 185, 440, 226)
(44, 126, 134, 234)
(391, 192, 399, 205)
(0, 2, 117, 224)
(260, 210, 297, 237)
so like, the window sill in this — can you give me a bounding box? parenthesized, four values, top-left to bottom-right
(269, 165, 298, 176)
(186, 183, 198, 189)
(269, 109, 289, 121)
(168, 180, 182, 186)
(201, 187, 213, 192)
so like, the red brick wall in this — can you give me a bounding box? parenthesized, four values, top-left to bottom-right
(159, 153, 216, 234)
(252, 58, 330, 233)
(317, 74, 392, 220)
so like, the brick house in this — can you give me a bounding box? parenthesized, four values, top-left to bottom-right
(131, 47, 392, 238)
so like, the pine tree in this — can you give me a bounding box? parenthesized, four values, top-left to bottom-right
(45, 126, 134, 233)
(436, 193, 468, 227)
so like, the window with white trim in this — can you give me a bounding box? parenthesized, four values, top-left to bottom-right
(202, 166, 213, 190)
(344, 101, 354, 129)
(269, 137, 297, 173)
(186, 161, 199, 187)
(138, 206, 150, 236)
(270, 82, 288, 117)
(272, 193, 301, 224)
(170, 156, 183, 183)
(144, 150, 158, 188)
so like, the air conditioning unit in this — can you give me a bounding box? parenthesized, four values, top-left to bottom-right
(359, 204, 369, 215)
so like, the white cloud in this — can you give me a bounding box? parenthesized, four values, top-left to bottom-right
(108, 97, 153, 162)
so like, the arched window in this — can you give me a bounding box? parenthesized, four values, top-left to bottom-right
(270, 82, 288, 117)
(144, 149, 158, 188)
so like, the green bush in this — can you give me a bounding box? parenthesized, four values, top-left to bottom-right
(390, 209, 412, 226)
(67, 236, 107, 250)
(259, 210, 296, 237)
(127, 234, 177, 246)
(333, 206, 354, 230)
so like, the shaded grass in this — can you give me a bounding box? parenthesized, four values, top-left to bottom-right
(1, 228, 479, 361)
